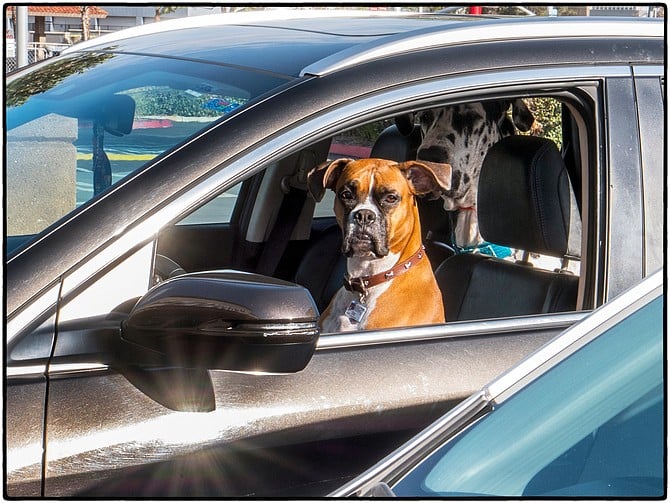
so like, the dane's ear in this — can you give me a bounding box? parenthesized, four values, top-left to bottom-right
(394, 113, 416, 136)
(511, 98, 535, 132)
(307, 158, 352, 202)
(397, 160, 452, 199)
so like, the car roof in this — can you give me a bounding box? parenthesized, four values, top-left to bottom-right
(61, 10, 458, 77)
(63, 10, 663, 79)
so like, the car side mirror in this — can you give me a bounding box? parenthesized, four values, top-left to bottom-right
(120, 270, 319, 373)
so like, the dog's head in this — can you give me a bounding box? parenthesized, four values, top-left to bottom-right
(308, 158, 451, 258)
(416, 99, 535, 247)
(417, 99, 534, 211)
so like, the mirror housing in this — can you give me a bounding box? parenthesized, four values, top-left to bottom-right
(121, 270, 319, 373)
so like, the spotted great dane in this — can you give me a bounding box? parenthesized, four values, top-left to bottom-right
(416, 99, 536, 248)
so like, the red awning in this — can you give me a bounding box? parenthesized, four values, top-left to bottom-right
(6, 6, 108, 18)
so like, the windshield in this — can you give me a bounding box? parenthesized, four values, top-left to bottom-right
(393, 295, 664, 497)
(5, 50, 290, 249)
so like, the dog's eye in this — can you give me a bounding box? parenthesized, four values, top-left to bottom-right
(339, 189, 354, 201)
(383, 193, 400, 204)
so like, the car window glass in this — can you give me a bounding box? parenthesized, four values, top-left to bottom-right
(393, 295, 664, 497)
(5, 51, 288, 243)
(177, 183, 241, 225)
(154, 92, 585, 329)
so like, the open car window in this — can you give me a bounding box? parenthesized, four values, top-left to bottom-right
(162, 89, 587, 332)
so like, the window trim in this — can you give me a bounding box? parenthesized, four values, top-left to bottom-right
(317, 311, 585, 350)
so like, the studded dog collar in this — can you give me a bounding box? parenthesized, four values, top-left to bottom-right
(343, 244, 426, 297)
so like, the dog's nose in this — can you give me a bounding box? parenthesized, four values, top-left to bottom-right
(354, 209, 376, 226)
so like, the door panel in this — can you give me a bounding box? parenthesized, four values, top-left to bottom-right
(6, 378, 47, 497)
(42, 322, 568, 496)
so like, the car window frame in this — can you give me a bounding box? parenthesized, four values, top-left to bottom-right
(631, 66, 664, 275)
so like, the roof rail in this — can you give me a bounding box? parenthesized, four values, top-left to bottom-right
(301, 16, 664, 77)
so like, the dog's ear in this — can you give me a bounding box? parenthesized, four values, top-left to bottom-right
(397, 160, 452, 199)
(511, 98, 535, 132)
(307, 158, 352, 202)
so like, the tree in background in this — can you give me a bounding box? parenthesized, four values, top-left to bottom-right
(154, 6, 178, 22)
(79, 6, 91, 40)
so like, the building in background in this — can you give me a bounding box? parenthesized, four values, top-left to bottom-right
(5, 6, 226, 44)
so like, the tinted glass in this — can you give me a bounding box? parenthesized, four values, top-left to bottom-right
(394, 295, 664, 497)
(5, 51, 290, 244)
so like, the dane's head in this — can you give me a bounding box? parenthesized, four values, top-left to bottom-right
(416, 99, 535, 246)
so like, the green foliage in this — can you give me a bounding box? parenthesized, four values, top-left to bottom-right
(154, 6, 179, 20)
(524, 97, 563, 150)
(6, 52, 114, 107)
(130, 88, 222, 117)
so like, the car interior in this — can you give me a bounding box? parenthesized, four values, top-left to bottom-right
(156, 94, 586, 330)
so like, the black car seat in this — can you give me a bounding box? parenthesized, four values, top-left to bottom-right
(435, 135, 581, 321)
(294, 224, 346, 313)
(369, 114, 421, 161)
(295, 115, 425, 313)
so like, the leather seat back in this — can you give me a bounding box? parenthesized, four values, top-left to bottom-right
(294, 224, 346, 313)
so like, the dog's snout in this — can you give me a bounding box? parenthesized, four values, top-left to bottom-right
(417, 146, 449, 163)
(354, 208, 376, 226)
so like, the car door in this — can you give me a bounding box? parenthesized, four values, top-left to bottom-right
(24, 62, 616, 496)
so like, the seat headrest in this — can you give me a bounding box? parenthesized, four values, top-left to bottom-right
(478, 136, 581, 258)
(369, 123, 421, 163)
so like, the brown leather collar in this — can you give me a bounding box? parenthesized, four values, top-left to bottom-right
(344, 244, 426, 296)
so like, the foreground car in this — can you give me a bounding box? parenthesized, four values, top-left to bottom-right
(334, 270, 664, 497)
(5, 10, 663, 497)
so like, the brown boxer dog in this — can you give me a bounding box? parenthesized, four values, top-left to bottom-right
(308, 157, 451, 332)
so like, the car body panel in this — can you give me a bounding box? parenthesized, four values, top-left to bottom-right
(5, 379, 48, 497)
